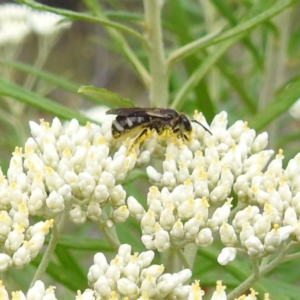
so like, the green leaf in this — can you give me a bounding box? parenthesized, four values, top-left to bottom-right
(210, 0, 264, 68)
(0, 77, 94, 125)
(0, 59, 79, 94)
(56, 235, 113, 252)
(248, 77, 300, 131)
(15, 0, 145, 42)
(31, 254, 86, 292)
(171, 35, 243, 111)
(168, 0, 297, 67)
(78, 86, 135, 108)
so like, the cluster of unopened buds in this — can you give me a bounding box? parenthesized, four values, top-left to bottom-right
(0, 110, 298, 298)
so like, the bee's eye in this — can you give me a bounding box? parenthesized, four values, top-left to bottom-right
(180, 115, 192, 131)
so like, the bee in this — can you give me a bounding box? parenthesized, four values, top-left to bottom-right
(106, 107, 211, 152)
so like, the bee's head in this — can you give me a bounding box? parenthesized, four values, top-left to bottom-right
(178, 114, 192, 131)
(175, 114, 192, 141)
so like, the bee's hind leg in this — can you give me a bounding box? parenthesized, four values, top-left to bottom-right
(127, 128, 152, 154)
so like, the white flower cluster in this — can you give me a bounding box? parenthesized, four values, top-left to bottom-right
(1, 118, 138, 223)
(87, 244, 193, 299)
(0, 217, 53, 270)
(0, 3, 71, 46)
(127, 111, 300, 263)
(0, 280, 57, 300)
(0, 276, 271, 300)
(85, 244, 235, 300)
(0, 118, 140, 270)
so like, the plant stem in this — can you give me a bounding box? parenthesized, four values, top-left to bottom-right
(30, 204, 70, 287)
(258, 8, 292, 148)
(227, 243, 293, 300)
(143, 0, 168, 107)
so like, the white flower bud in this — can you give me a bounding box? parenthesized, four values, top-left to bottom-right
(211, 280, 227, 300)
(220, 223, 238, 247)
(110, 185, 126, 208)
(12, 242, 31, 268)
(140, 275, 156, 298)
(27, 280, 45, 300)
(69, 205, 87, 224)
(105, 264, 121, 285)
(117, 278, 139, 298)
(283, 207, 297, 226)
(161, 171, 176, 187)
(184, 216, 202, 240)
(4, 223, 25, 253)
(87, 202, 102, 222)
(45, 168, 65, 192)
(178, 199, 195, 220)
(154, 223, 170, 252)
(141, 210, 156, 235)
(78, 172, 96, 198)
(244, 236, 264, 257)
(253, 215, 271, 240)
(207, 199, 232, 231)
(0, 254, 12, 272)
(98, 171, 115, 190)
(146, 166, 162, 183)
(137, 150, 151, 165)
(127, 196, 146, 220)
(75, 289, 95, 300)
(218, 247, 237, 265)
(105, 155, 126, 179)
(28, 232, 45, 259)
(159, 204, 175, 231)
(93, 184, 109, 203)
(232, 206, 260, 231)
(195, 228, 213, 247)
(93, 276, 111, 298)
(46, 191, 65, 213)
(170, 219, 184, 240)
(28, 188, 45, 214)
(0, 212, 12, 243)
(251, 132, 268, 153)
(141, 264, 164, 280)
(118, 244, 132, 264)
(124, 261, 140, 283)
(188, 280, 205, 299)
(141, 235, 155, 250)
(177, 163, 189, 183)
(210, 185, 230, 203)
(112, 205, 129, 223)
(240, 222, 255, 246)
(88, 265, 104, 286)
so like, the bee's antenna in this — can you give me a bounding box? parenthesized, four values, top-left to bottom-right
(191, 120, 212, 135)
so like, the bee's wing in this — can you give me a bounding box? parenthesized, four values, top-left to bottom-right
(106, 108, 174, 118)
(106, 108, 147, 116)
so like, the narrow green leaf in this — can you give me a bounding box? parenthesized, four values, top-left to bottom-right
(217, 59, 257, 113)
(210, 0, 263, 68)
(31, 254, 86, 291)
(55, 245, 86, 280)
(0, 59, 79, 93)
(16, 0, 145, 42)
(171, 35, 242, 111)
(57, 235, 113, 252)
(78, 86, 135, 108)
(0, 78, 94, 125)
(168, 0, 296, 68)
(248, 78, 300, 131)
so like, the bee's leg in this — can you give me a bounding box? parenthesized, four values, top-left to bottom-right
(127, 128, 152, 154)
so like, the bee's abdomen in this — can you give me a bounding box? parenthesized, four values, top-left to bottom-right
(111, 115, 150, 137)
